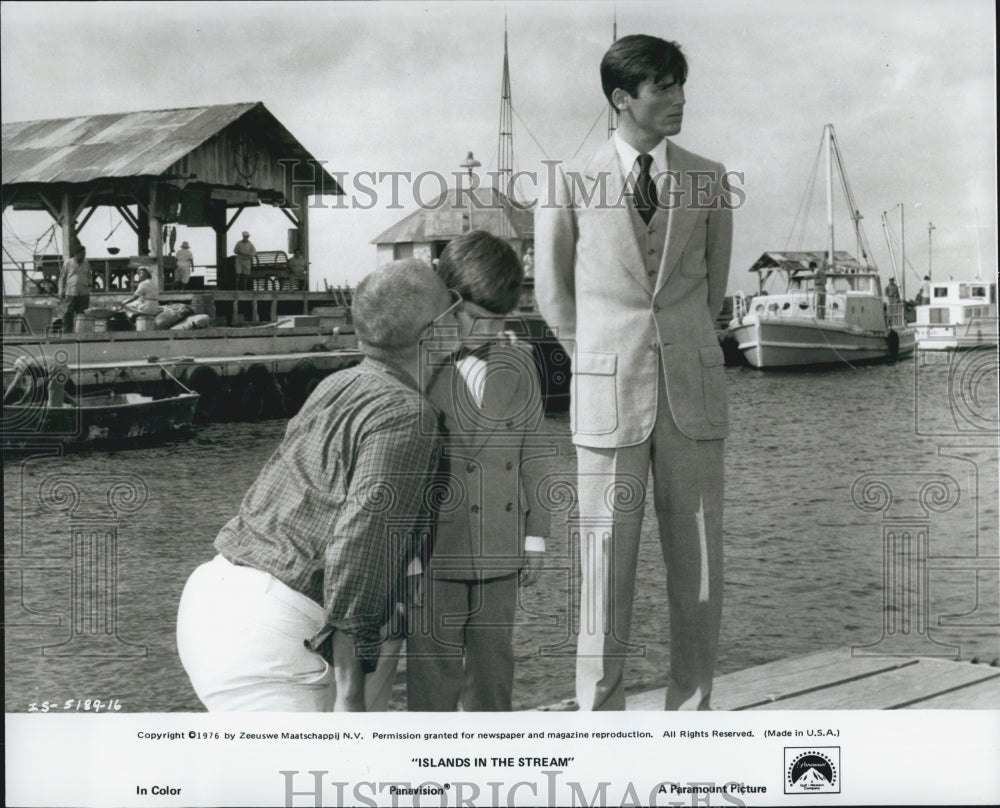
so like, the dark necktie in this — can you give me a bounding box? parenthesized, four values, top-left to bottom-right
(636, 153, 657, 225)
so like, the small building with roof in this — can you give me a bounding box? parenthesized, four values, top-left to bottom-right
(370, 186, 533, 269)
(2, 102, 342, 291)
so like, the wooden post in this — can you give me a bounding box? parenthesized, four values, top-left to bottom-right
(137, 203, 150, 256)
(148, 183, 164, 293)
(60, 189, 74, 260)
(212, 202, 228, 289)
(296, 185, 310, 291)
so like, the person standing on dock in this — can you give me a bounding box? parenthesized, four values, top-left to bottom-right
(233, 230, 256, 291)
(176, 259, 462, 711)
(57, 244, 92, 333)
(287, 248, 307, 290)
(535, 34, 733, 710)
(406, 230, 549, 712)
(175, 240, 194, 290)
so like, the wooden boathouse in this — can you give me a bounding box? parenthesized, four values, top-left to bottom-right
(2, 102, 342, 303)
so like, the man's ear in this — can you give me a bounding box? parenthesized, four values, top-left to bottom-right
(611, 88, 631, 112)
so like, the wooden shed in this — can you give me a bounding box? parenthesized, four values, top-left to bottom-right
(371, 186, 533, 267)
(2, 102, 343, 290)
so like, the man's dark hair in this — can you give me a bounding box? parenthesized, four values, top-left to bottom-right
(436, 230, 523, 315)
(600, 34, 688, 106)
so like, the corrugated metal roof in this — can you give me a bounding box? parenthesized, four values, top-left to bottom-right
(2, 102, 341, 192)
(371, 187, 533, 244)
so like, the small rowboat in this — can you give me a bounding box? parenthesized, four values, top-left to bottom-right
(3, 390, 200, 447)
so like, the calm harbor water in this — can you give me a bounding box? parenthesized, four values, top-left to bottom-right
(5, 349, 998, 712)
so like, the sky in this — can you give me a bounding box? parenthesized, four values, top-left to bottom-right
(1, 0, 996, 296)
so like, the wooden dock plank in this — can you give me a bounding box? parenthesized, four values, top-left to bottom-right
(624, 647, 914, 710)
(750, 658, 1000, 710)
(544, 649, 1000, 711)
(899, 673, 1000, 709)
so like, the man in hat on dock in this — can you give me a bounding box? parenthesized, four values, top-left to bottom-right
(176, 258, 463, 711)
(535, 34, 733, 710)
(233, 230, 256, 291)
(57, 244, 92, 333)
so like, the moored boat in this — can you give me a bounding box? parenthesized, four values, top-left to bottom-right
(3, 389, 200, 447)
(728, 124, 915, 369)
(913, 279, 998, 350)
(729, 250, 914, 368)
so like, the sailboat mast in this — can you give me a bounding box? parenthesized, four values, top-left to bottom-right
(825, 123, 834, 269)
(899, 203, 906, 300)
(607, 11, 618, 139)
(496, 19, 514, 237)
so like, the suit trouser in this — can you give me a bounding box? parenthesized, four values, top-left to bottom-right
(406, 572, 519, 711)
(176, 554, 399, 711)
(575, 366, 724, 711)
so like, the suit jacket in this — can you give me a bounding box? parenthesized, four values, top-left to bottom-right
(426, 343, 550, 581)
(534, 137, 733, 447)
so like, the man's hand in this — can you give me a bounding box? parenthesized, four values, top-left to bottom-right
(519, 550, 544, 587)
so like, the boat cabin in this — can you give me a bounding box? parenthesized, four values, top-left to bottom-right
(916, 280, 998, 326)
(787, 271, 882, 297)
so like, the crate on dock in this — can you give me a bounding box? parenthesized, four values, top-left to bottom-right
(312, 306, 350, 328)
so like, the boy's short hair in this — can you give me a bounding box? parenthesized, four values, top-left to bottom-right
(600, 34, 688, 106)
(436, 230, 523, 315)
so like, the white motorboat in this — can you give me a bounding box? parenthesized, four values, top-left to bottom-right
(913, 280, 998, 350)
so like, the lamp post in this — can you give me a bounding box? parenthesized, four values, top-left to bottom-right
(459, 151, 481, 232)
(927, 221, 935, 282)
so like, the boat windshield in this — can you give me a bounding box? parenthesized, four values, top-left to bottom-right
(828, 273, 877, 294)
(960, 283, 991, 300)
(786, 272, 878, 294)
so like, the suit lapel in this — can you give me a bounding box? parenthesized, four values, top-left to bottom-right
(584, 140, 652, 294)
(655, 140, 699, 295)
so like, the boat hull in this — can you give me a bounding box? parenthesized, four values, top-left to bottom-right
(914, 319, 999, 351)
(1, 326, 341, 366)
(730, 319, 915, 368)
(3, 392, 200, 446)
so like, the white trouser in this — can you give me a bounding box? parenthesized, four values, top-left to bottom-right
(176, 555, 399, 711)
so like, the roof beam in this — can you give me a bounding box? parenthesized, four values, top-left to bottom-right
(226, 205, 248, 230)
(115, 205, 140, 235)
(36, 190, 60, 221)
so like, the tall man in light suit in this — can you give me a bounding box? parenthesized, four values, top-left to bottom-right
(535, 35, 733, 710)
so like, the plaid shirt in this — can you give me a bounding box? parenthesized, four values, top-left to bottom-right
(215, 358, 442, 671)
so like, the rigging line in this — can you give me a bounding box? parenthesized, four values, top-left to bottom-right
(511, 104, 552, 161)
(1, 216, 57, 253)
(883, 221, 925, 284)
(786, 133, 824, 251)
(831, 132, 874, 263)
(813, 319, 860, 370)
(572, 107, 607, 160)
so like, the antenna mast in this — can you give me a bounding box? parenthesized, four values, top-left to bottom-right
(496, 17, 515, 237)
(606, 10, 618, 139)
